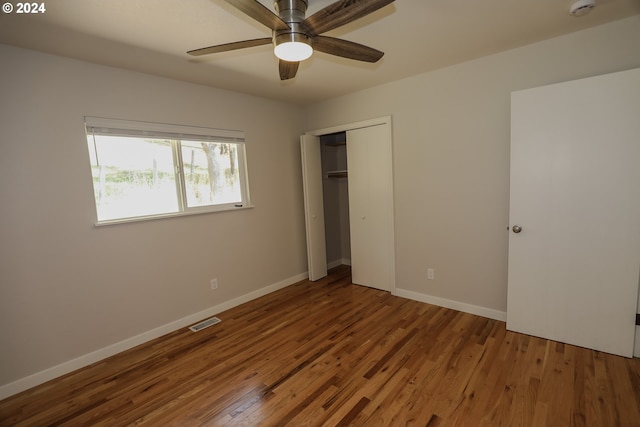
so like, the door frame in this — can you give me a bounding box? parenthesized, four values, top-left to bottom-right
(305, 116, 393, 138)
(303, 116, 396, 293)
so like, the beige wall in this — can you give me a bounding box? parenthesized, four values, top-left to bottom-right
(303, 16, 640, 316)
(0, 44, 308, 390)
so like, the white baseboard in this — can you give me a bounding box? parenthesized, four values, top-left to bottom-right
(0, 272, 308, 400)
(327, 258, 351, 269)
(395, 290, 640, 358)
(327, 259, 342, 269)
(394, 288, 507, 322)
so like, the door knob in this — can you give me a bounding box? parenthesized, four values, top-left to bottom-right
(512, 225, 523, 233)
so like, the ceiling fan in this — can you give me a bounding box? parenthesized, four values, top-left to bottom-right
(187, 0, 395, 80)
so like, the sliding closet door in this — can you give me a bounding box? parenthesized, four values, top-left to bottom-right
(301, 134, 327, 281)
(347, 124, 394, 292)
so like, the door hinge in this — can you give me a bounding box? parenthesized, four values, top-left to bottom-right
(636, 313, 640, 326)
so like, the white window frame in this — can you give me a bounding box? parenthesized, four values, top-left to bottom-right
(85, 116, 253, 225)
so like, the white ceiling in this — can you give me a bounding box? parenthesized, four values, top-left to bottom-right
(1, 0, 639, 105)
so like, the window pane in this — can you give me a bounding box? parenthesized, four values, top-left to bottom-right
(88, 135, 179, 220)
(180, 141, 242, 208)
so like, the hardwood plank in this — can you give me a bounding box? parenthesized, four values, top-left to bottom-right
(1, 265, 639, 426)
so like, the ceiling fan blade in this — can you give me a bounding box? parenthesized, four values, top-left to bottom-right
(187, 38, 272, 56)
(313, 36, 384, 63)
(303, 0, 395, 36)
(279, 60, 299, 80)
(225, 0, 290, 31)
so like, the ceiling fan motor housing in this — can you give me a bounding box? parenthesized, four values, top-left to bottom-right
(273, 0, 312, 45)
(274, 0, 308, 22)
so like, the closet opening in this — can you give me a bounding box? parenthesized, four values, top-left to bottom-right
(301, 116, 395, 291)
(319, 131, 351, 269)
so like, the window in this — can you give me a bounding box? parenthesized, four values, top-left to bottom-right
(85, 117, 251, 224)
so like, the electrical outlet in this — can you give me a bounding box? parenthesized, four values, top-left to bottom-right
(427, 268, 435, 280)
(210, 278, 218, 290)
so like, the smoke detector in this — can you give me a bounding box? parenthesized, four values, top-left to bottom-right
(570, 0, 596, 16)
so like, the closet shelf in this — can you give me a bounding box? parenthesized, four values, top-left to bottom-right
(325, 141, 346, 147)
(326, 170, 348, 179)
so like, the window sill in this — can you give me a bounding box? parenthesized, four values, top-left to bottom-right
(94, 204, 255, 227)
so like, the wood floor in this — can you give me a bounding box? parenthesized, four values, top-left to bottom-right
(2, 265, 640, 426)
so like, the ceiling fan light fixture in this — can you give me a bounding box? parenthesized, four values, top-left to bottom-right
(274, 33, 313, 62)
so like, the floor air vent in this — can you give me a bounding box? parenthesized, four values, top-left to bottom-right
(189, 316, 221, 332)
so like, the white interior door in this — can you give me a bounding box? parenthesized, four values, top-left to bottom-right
(301, 134, 327, 281)
(347, 124, 395, 292)
(507, 69, 640, 357)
